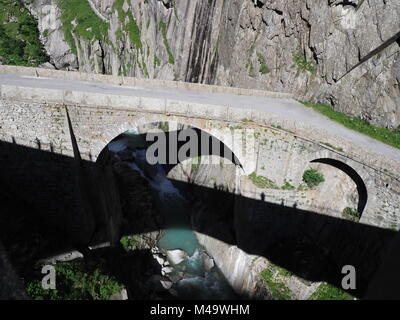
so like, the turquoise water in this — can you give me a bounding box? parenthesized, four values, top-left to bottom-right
(108, 134, 238, 299)
(158, 228, 199, 256)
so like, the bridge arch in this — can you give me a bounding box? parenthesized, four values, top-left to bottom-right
(310, 158, 368, 216)
(96, 121, 244, 174)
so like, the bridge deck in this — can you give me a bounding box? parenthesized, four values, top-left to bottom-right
(0, 72, 399, 163)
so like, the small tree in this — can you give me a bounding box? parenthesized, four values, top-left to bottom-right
(303, 169, 325, 188)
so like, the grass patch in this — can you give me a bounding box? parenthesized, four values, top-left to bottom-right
(342, 207, 361, 222)
(113, 0, 142, 50)
(300, 101, 400, 150)
(58, 0, 109, 54)
(0, 0, 48, 66)
(154, 55, 161, 68)
(159, 21, 174, 64)
(141, 58, 149, 77)
(249, 172, 278, 189)
(25, 262, 124, 300)
(293, 52, 316, 74)
(281, 180, 295, 190)
(260, 264, 292, 300)
(303, 169, 324, 188)
(309, 282, 354, 300)
(257, 53, 271, 74)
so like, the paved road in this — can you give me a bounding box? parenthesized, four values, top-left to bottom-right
(0, 73, 399, 162)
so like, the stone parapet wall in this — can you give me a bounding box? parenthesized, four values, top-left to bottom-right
(0, 65, 293, 99)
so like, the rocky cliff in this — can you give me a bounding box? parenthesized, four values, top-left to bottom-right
(25, 0, 400, 128)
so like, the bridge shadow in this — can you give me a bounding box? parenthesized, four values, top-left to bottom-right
(0, 139, 398, 299)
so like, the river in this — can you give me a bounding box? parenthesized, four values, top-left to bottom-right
(108, 131, 238, 300)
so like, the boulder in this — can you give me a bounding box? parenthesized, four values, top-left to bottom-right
(152, 253, 165, 266)
(166, 249, 187, 265)
(161, 266, 174, 274)
(160, 279, 173, 290)
(203, 254, 215, 272)
(109, 289, 128, 300)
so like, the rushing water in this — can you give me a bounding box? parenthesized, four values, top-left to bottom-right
(108, 132, 237, 300)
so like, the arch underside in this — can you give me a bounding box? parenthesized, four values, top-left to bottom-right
(311, 158, 368, 215)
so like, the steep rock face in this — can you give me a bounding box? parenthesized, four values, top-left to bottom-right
(27, 0, 399, 128)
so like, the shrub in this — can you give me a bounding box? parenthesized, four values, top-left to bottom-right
(25, 262, 124, 300)
(302, 169, 324, 188)
(342, 207, 361, 221)
(0, 0, 48, 66)
(120, 235, 141, 251)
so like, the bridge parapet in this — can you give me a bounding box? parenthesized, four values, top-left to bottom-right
(0, 82, 398, 181)
(0, 65, 292, 99)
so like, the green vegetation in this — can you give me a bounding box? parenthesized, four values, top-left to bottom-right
(124, 11, 142, 50)
(303, 169, 325, 188)
(113, 0, 142, 50)
(342, 207, 361, 222)
(192, 157, 201, 170)
(249, 172, 278, 189)
(115, 27, 123, 40)
(25, 262, 124, 300)
(159, 122, 169, 132)
(248, 61, 256, 78)
(309, 282, 354, 300)
(141, 58, 149, 77)
(154, 55, 161, 68)
(257, 53, 270, 74)
(260, 264, 292, 300)
(300, 101, 400, 150)
(229, 125, 243, 130)
(293, 51, 316, 74)
(58, 0, 109, 54)
(0, 0, 48, 66)
(281, 180, 295, 190)
(120, 235, 141, 251)
(159, 21, 174, 64)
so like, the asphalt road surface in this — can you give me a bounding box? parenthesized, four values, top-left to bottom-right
(0, 73, 399, 162)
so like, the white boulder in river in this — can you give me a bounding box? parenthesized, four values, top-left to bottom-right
(152, 253, 165, 266)
(167, 249, 188, 265)
(161, 266, 174, 276)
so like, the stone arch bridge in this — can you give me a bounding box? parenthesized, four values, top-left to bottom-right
(0, 66, 398, 231)
(1, 67, 400, 299)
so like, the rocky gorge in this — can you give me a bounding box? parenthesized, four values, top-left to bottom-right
(0, 0, 399, 301)
(20, 0, 400, 128)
